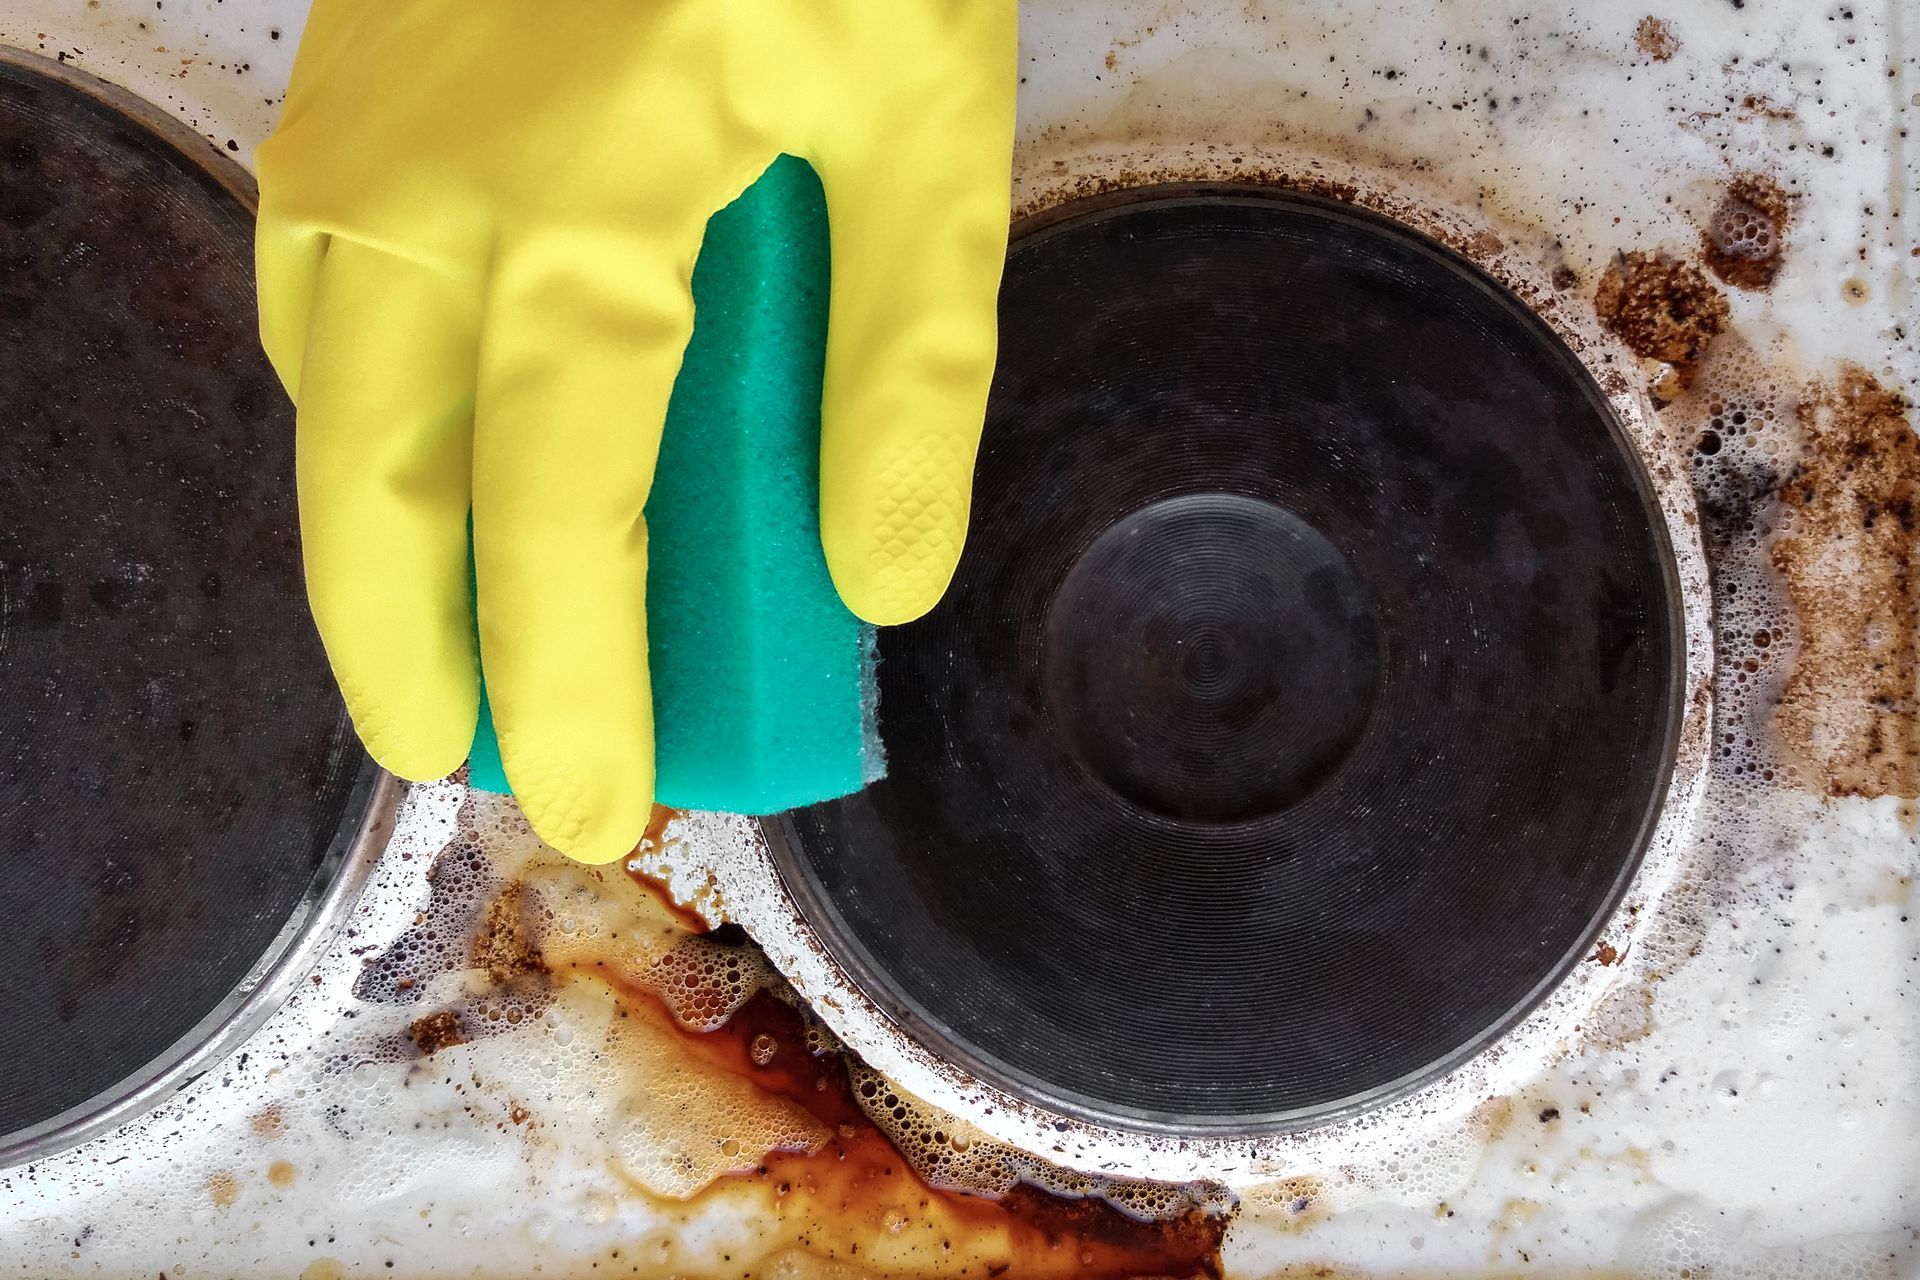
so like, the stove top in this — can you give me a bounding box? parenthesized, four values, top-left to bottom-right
(0, 2, 1913, 1276)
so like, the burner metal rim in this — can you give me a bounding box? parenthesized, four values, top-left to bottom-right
(0, 44, 258, 209)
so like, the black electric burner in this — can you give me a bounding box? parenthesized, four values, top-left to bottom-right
(0, 56, 377, 1158)
(770, 187, 1684, 1133)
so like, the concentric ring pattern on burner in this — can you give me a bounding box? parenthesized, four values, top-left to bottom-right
(0, 58, 373, 1157)
(771, 187, 1684, 1133)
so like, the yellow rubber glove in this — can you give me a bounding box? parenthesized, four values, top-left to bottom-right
(255, 1, 1016, 863)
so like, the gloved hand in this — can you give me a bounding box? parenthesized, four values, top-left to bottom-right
(256, 1, 1016, 863)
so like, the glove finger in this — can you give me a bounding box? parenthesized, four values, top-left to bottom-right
(810, 22, 1017, 626)
(298, 238, 482, 780)
(472, 234, 701, 864)
(254, 213, 327, 398)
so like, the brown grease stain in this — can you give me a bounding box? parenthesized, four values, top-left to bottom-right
(473, 881, 545, 984)
(249, 1105, 284, 1139)
(1700, 174, 1788, 291)
(1490, 1196, 1543, 1237)
(403, 804, 1229, 1279)
(408, 1009, 466, 1056)
(267, 1160, 297, 1189)
(1017, 167, 1360, 225)
(1738, 93, 1796, 123)
(624, 807, 715, 936)
(623, 868, 712, 937)
(1585, 984, 1656, 1051)
(1611, 1146, 1655, 1185)
(1593, 251, 1729, 396)
(1772, 366, 1920, 799)
(1633, 17, 1679, 62)
(1468, 1096, 1515, 1144)
(206, 1170, 238, 1209)
(1013, 162, 1551, 333)
(565, 966, 1229, 1279)
(1590, 941, 1621, 966)
(641, 804, 678, 850)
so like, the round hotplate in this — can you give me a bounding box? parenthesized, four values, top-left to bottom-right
(770, 187, 1683, 1133)
(0, 55, 381, 1161)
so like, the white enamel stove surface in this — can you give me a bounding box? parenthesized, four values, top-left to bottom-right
(0, 1, 1914, 1275)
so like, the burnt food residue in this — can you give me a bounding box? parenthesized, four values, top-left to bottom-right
(1772, 366, 1920, 799)
(1634, 16, 1680, 62)
(1594, 251, 1729, 394)
(408, 1010, 467, 1056)
(378, 811, 1231, 1279)
(1700, 173, 1789, 290)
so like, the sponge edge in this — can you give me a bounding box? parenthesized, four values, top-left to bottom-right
(466, 154, 882, 815)
(646, 154, 880, 812)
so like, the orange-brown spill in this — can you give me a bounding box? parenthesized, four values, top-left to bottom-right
(1700, 174, 1788, 291)
(623, 807, 714, 936)
(1771, 366, 1920, 798)
(396, 802, 1229, 1278)
(1633, 16, 1679, 62)
(206, 1171, 238, 1209)
(1593, 251, 1729, 398)
(249, 1105, 285, 1139)
(561, 957, 1228, 1279)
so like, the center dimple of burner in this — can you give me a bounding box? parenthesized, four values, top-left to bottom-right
(1043, 493, 1380, 823)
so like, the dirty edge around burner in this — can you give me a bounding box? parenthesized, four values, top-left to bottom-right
(677, 144, 1717, 1191)
(358, 794, 1237, 1279)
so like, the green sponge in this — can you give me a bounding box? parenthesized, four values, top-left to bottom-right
(467, 155, 881, 814)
